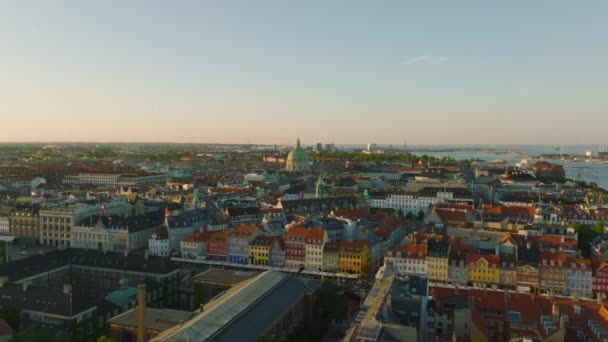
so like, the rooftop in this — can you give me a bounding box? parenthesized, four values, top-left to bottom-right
(108, 308, 193, 332)
(152, 271, 319, 342)
(192, 269, 258, 286)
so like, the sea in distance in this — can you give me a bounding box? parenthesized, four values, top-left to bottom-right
(403, 144, 608, 190)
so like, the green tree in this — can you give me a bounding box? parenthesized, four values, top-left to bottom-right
(257, 335, 278, 342)
(0, 307, 20, 332)
(405, 211, 414, 219)
(318, 279, 347, 324)
(397, 209, 404, 217)
(417, 210, 425, 220)
(595, 221, 605, 235)
(96, 337, 117, 342)
(193, 282, 205, 307)
(576, 225, 598, 258)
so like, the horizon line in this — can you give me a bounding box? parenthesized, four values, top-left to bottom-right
(0, 141, 604, 147)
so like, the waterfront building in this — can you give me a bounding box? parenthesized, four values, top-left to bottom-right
(384, 244, 427, 277)
(337, 240, 370, 275)
(248, 236, 285, 267)
(226, 225, 261, 265)
(180, 231, 214, 260)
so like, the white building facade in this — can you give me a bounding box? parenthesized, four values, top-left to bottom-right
(63, 172, 170, 188)
(39, 200, 130, 248)
(566, 261, 593, 298)
(304, 229, 327, 272)
(384, 248, 427, 277)
(149, 234, 171, 256)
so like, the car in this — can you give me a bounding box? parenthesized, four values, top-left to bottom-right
(19, 251, 30, 255)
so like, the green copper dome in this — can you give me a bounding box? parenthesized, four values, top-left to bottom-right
(287, 138, 309, 163)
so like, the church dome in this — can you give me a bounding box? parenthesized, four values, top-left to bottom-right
(287, 138, 309, 163)
(285, 138, 310, 172)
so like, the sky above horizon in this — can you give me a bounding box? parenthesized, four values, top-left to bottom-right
(1, 1, 607, 145)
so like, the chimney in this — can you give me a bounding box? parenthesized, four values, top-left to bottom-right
(137, 284, 147, 342)
(63, 284, 72, 294)
(552, 302, 560, 322)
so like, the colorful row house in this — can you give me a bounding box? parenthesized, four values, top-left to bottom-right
(516, 243, 541, 291)
(249, 235, 286, 267)
(337, 240, 370, 275)
(539, 251, 568, 295)
(285, 226, 327, 271)
(447, 245, 470, 285)
(323, 242, 339, 273)
(499, 255, 517, 288)
(593, 261, 608, 298)
(206, 231, 230, 261)
(384, 244, 427, 277)
(179, 231, 214, 260)
(426, 238, 450, 282)
(285, 227, 309, 269)
(466, 253, 500, 287)
(305, 228, 328, 272)
(565, 258, 592, 298)
(226, 225, 261, 264)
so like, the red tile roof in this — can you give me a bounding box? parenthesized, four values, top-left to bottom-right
(234, 225, 257, 234)
(286, 226, 310, 239)
(181, 231, 215, 243)
(466, 253, 500, 267)
(209, 231, 231, 242)
(260, 208, 283, 214)
(306, 228, 326, 244)
(339, 240, 368, 254)
(430, 286, 608, 341)
(434, 208, 470, 223)
(389, 244, 427, 259)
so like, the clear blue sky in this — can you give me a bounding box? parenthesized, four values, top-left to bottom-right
(1, 1, 606, 145)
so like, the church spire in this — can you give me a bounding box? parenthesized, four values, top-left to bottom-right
(296, 137, 301, 147)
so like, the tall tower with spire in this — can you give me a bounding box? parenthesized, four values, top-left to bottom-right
(315, 175, 326, 198)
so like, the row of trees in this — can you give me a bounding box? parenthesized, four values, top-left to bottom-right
(574, 221, 605, 258)
(278, 279, 348, 342)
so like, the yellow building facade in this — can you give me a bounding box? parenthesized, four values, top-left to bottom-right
(466, 254, 500, 285)
(249, 237, 273, 266)
(338, 241, 370, 275)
